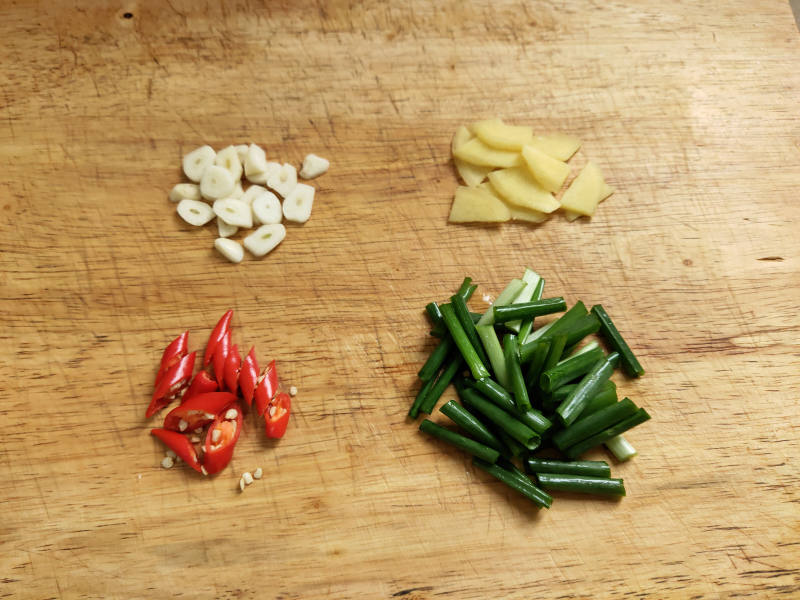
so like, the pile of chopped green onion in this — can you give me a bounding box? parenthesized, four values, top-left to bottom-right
(409, 269, 649, 509)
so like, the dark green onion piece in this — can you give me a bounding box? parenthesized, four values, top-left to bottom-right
(425, 301, 445, 332)
(538, 301, 588, 340)
(466, 378, 552, 435)
(492, 297, 567, 323)
(565, 408, 651, 459)
(517, 277, 545, 343)
(496, 429, 526, 458)
(419, 419, 499, 463)
(536, 473, 626, 496)
(539, 346, 605, 392)
(523, 340, 550, 389)
(468, 377, 516, 411)
(473, 458, 552, 508)
(582, 382, 619, 416)
(469, 311, 483, 323)
(419, 355, 463, 414)
(503, 333, 531, 411)
(525, 458, 611, 478)
(556, 352, 619, 427)
(541, 380, 616, 413)
(408, 377, 435, 419)
(417, 336, 454, 382)
(440, 400, 504, 452)
(455, 277, 476, 302)
(591, 304, 645, 378)
(561, 313, 601, 349)
(439, 303, 489, 380)
(459, 388, 541, 450)
(451, 294, 491, 372)
(541, 334, 568, 374)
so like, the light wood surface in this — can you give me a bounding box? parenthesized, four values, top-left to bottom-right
(2, 2, 799, 598)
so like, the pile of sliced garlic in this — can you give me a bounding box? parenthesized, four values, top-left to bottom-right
(171, 144, 329, 263)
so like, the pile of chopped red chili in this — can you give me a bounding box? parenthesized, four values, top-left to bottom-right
(147, 310, 291, 475)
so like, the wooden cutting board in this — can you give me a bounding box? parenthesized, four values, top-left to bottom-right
(2, 2, 798, 598)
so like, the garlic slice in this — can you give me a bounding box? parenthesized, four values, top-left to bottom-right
(240, 184, 268, 206)
(182, 145, 216, 182)
(177, 199, 215, 226)
(267, 163, 297, 198)
(243, 224, 286, 257)
(169, 183, 201, 203)
(212, 198, 252, 228)
(214, 145, 243, 181)
(235, 144, 250, 165)
(200, 165, 236, 200)
(282, 183, 315, 223)
(217, 217, 238, 238)
(299, 154, 329, 179)
(214, 238, 244, 263)
(244, 144, 268, 181)
(252, 191, 282, 225)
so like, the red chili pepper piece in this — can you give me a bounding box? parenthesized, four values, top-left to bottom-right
(163, 391, 238, 432)
(264, 393, 291, 439)
(182, 370, 218, 403)
(151, 428, 202, 473)
(223, 344, 241, 395)
(203, 309, 233, 367)
(147, 351, 197, 418)
(213, 329, 231, 389)
(238, 347, 259, 407)
(154, 331, 189, 390)
(253, 359, 278, 416)
(202, 404, 243, 475)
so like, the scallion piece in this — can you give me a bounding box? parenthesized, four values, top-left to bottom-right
(556, 352, 620, 427)
(552, 398, 638, 450)
(473, 458, 552, 508)
(419, 355, 463, 414)
(537, 301, 588, 340)
(460, 388, 541, 450)
(439, 303, 489, 380)
(417, 336, 454, 382)
(440, 400, 505, 453)
(541, 380, 617, 414)
(504, 268, 541, 332)
(476, 324, 508, 388)
(503, 333, 531, 412)
(536, 473, 626, 496)
(541, 334, 568, 374)
(560, 340, 600, 362)
(476, 278, 526, 326)
(451, 294, 491, 373)
(455, 277, 475, 302)
(605, 434, 638, 461)
(522, 319, 555, 346)
(409, 377, 435, 419)
(561, 313, 601, 349)
(466, 379, 552, 434)
(591, 304, 645, 378)
(525, 458, 611, 478)
(419, 419, 500, 463)
(539, 346, 605, 393)
(493, 297, 567, 324)
(523, 340, 550, 389)
(517, 277, 545, 342)
(425, 301, 446, 337)
(565, 408, 651, 459)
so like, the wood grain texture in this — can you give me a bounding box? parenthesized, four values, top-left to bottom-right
(2, 1, 799, 598)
